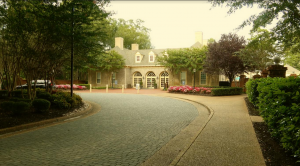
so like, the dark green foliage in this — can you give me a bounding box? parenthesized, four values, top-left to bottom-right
(36, 90, 51, 101)
(211, 87, 243, 96)
(0, 101, 30, 115)
(245, 79, 262, 107)
(0, 90, 8, 99)
(9, 98, 31, 104)
(32, 99, 51, 113)
(50, 92, 82, 109)
(247, 77, 300, 159)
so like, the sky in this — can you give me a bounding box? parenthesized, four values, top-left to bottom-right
(105, 1, 269, 49)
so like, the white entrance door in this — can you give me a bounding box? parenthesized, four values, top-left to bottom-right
(146, 72, 156, 88)
(133, 72, 142, 88)
(160, 72, 169, 89)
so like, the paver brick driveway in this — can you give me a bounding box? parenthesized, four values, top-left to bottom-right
(0, 93, 198, 166)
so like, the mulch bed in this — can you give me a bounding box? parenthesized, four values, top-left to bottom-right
(244, 97, 300, 166)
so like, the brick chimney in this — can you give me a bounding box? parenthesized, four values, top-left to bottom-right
(195, 31, 203, 45)
(131, 44, 139, 50)
(115, 37, 124, 50)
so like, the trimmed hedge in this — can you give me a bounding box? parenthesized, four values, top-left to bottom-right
(246, 77, 300, 159)
(50, 91, 82, 109)
(0, 101, 30, 115)
(0, 90, 8, 99)
(32, 99, 51, 113)
(211, 87, 243, 96)
(36, 90, 51, 101)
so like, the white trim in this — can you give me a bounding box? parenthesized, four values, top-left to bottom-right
(149, 51, 155, 62)
(135, 52, 142, 63)
(199, 71, 207, 85)
(180, 71, 187, 85)
(96, 72, 101, 84)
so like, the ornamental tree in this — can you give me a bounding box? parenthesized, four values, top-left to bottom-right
(204, 33, 247, 86)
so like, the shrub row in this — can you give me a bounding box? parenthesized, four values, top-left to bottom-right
(211, 87, 243, 96)
(0, 90, 83, 115)
(78, 84, 90, 89)
(246, 77, 300, 159)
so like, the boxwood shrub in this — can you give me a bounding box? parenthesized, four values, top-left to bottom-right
(32, 99, 51, 113)
(248, 77, 300, 159)
(50, 92, 82, 109)
(211, 87, 243, 96)
(0, 101, 30, 115)
(36, 90, 51, 101)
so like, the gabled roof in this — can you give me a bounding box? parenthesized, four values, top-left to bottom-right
(190, 41, 203, 48)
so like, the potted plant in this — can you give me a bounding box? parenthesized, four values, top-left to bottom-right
(139, 80, 143, 89)
(153, 79, 157, 89)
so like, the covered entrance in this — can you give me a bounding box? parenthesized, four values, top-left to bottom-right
(146, 72, 156, 88)
(133, 72, 142, 88)
(160, 71, 169, 89)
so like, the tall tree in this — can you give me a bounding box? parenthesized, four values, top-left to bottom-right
(105, 18, 152, 50)
(157, 47, 208, 83)
(204, 33, 247, 86)
(95, 50, 125, 84)
(0, 0, 111, 99)
(209, 0, 300, 53)
(237, 28, 279, 71)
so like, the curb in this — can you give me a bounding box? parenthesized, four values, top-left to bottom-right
(0, 101, 98, 138)
(141, 95, 214, 166)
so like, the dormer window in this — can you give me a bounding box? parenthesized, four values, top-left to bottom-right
(149, 51, 155, 62)
(135, 52, 143, 63)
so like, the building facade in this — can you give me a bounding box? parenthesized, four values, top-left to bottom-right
(88, 32, 219, 89)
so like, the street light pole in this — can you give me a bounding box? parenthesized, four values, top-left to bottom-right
(164, 69, 166, 90)
(70, 6, 74, 97)
(193, 69, 196, 89)
(112, 72, 114, 89)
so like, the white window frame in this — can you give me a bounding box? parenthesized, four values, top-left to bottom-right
(135, 52, 142, 63)
(200, 71, 207, 85)
(149, 51, 155, 62)
(180, 71, 187, 85)
(96, 72, 101, 84)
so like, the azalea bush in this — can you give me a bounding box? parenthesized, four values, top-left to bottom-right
(168, 85, 213, 94)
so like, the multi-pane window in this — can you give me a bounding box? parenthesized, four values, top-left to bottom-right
(136, 56, 140, 62)
(96, 72, 101, 84)
(180, 71, 187, 85)
(200, 71, 206, 85)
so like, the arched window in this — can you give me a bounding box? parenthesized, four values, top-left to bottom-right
(133, 72, 142, 87)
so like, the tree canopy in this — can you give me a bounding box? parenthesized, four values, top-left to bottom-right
(204, 33, 247, 86)
(237, 28, 279, 71)
(210, 0, 300, 52)
(157, 47, 208, 74)
(0, 0, 111, 99)
(105, 18, 152, 50)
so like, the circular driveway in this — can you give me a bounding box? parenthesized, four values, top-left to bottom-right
(0, 93, 198, 166)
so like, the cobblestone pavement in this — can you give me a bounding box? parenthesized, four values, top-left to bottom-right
(0, 93, 198, 166)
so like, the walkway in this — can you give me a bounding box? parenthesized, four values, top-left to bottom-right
(0, 93, 202, 166)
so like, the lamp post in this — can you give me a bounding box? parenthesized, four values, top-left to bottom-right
(164, 69, 166, 90)
(111, 72, 114, 89)
(70, 6, 74, 97)
(193, 69, 196, 89)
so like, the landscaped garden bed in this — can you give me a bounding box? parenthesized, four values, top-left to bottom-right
(167, 85, 243, 96)
(0, 90, 84, 130)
